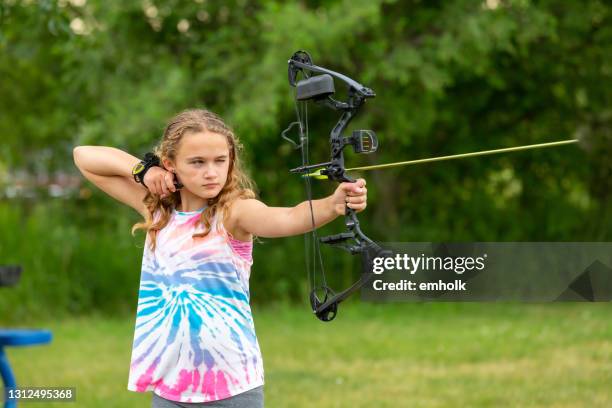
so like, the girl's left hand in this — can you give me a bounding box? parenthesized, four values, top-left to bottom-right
(331, 178, 367, 215)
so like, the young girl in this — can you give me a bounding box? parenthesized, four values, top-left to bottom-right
(72, 109, 367, 407)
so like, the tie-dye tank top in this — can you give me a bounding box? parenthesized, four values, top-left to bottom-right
(127, 206, 264, 403)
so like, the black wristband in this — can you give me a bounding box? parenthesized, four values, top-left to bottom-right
(132, 153, 160, 187)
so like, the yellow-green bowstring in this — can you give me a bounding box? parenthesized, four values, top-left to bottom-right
(303, 139, 578, 180)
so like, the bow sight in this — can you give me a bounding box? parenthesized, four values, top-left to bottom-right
(283, 50, 387, 322)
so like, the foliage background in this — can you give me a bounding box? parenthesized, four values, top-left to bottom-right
(0, 0, 610, 319)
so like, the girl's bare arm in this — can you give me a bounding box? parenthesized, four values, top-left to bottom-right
(228, 180, 367, 239)
(73, 146, 148, 216)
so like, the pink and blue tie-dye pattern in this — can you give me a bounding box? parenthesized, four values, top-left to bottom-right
(127, 207, 264, 403)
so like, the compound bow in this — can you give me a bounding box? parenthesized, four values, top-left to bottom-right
(281, 50, 387, 322)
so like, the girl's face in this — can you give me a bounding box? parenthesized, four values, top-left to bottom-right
(171, 131, 231, 199)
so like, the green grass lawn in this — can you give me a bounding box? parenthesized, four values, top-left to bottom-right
(3, 302, 611, 407)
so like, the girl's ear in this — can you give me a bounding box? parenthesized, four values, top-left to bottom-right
(162, 158, 174, 172)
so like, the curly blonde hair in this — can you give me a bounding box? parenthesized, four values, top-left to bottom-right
(131, 109, 256, 251)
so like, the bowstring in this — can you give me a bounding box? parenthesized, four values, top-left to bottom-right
(293, 96, 328, 300)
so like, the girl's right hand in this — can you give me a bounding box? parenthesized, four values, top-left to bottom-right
(143, 167, 178, 198)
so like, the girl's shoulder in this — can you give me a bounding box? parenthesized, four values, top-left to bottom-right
(223, 198, 257, 242)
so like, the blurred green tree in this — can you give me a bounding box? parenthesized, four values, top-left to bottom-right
(0, 0, 609, 317)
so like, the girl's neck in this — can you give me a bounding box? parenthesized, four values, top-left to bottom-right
(177, 191, 208, 213)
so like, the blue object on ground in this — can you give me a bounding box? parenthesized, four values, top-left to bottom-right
(0, 330, 52, 408)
